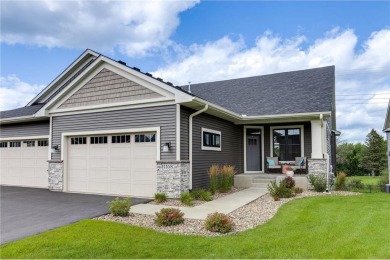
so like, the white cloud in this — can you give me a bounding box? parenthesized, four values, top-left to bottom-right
(153, 28, 390, 143)
(1, 0, 199, 56)
(0, 76, 45, 111)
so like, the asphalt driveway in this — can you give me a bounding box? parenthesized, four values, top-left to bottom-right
(0, 186, 151, 244)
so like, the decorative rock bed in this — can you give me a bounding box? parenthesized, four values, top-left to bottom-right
(96, 191, 360, 237)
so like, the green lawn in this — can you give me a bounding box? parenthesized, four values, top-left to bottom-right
(348, 176, 382, 185)
(1, 193, 389, 259)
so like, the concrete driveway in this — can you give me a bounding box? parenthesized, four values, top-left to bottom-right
(0, 186, 151, 244)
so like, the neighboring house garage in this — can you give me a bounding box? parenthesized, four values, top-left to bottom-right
(0, 138, 49, 188)
(65, 132, 157, 197)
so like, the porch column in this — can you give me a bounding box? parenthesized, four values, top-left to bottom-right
(311, 120, 323, 159)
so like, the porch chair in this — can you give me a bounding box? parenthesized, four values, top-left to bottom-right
(294, 157, 307, 174)
(266, 157, 281, 173)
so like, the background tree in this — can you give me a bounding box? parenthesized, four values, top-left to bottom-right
(336, 142, 365, 176)
(361, 129, 387, 176)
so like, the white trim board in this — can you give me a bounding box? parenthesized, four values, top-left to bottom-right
(269, 125, 305, 159)
(0, 135, 49, 141)
(243, 126, 265, 173)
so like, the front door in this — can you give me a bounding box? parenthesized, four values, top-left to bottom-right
(246, 128, 262, 171)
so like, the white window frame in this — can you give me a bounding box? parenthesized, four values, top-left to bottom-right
(201, 127, 221, 151)
(270, 125, 305, 162)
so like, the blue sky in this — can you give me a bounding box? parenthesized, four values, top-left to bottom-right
(1, 1, 390, 143)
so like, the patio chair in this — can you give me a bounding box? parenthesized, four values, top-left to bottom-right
(294, 157, 307, 174)
(266, 157, 281, 173)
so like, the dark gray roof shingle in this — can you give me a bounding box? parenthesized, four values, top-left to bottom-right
(182, 66, 334, 116)
(0, 104, 46, 119)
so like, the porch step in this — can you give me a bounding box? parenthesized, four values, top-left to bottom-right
(251, 183, 270, 189)
(252, 178, 274, 183)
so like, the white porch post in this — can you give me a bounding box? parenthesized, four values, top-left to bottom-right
(311, 120, 323, 159)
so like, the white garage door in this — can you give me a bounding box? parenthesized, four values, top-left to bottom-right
(0, 139, 49, 188)
(67, 133, 157, 197)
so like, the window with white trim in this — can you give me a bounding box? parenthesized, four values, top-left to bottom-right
(38, 140, 49, 147)
(273, 128, 301, 161)
(90, 136, 108, 144)
(201, 128, 221, 151)
(71, 137, 87, 145)
(10, 141, 21, 148)
(23, 140, 35, 147)
(0, 142, 8, 148)
(135, 133, 156, 143)
(112, 135, 131, 143)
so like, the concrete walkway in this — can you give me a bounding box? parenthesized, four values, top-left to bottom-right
(130, 187, 268, 220)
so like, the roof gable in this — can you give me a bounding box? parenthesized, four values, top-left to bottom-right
(58, 68, 164, 109)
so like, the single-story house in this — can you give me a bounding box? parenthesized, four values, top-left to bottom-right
(0, 49, 337, 198)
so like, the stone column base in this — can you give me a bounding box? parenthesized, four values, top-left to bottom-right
(308, 158, 327, 177)
(156, 160, 190, 198)
(48, 160, 64, 191)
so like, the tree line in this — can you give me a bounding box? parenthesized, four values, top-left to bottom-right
(336, 129, 388, 176)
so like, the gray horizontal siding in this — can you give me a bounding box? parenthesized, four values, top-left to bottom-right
(180, 107, 190, 160)
(51, 105, 176, 160)
(191, 110, 243, 190)
(0, 120, 50, 138)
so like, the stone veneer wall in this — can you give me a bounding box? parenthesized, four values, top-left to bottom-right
(308, 158, 327, 176)
(156, 160, 190, 198)
(48, 160, 64, 191)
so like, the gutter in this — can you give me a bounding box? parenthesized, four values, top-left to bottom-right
(189, 104, 208, 190)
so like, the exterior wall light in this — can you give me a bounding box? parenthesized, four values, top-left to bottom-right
(162, 142, 170, 152)
(51, 145, 59, 153)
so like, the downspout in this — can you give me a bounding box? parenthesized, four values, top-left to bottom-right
(189, 104, 208, 190)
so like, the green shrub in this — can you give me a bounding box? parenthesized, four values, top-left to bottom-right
(180, 192, 193, 206)
(154, 193, 167, 204)
(155, 208, 184, 226)
(204, 212, 234, 233)
(308, 174, 327, 192)
(282, 176, 295, 189)
(294, 187, 304, 194)
(267, 180, 294, 201)
(208, 164, 236, 194)
(347, 179, 364, 190)
(335, 171, 347, 191)
(107, 197, 131, 217)
(378, 169, 389, 190)
(191, 189, 212, 201)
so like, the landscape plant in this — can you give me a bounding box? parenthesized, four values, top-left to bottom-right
(154, 193, 167, 204)
(308, 174, 327, 192)
(283, 176, 295, 189)
(107, 197, 131, 217)
(204, 212, 234, 233)
(155, 208, 184, 226)
(208, 164, 236, 193)
(294, 187, 303, 194)
(267, 180, 294, 201)
(335, 171, 347, 191)
(191, 189, 212, 201)
(180, 192, 193, 206)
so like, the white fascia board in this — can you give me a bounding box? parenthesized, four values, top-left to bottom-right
(0, 115, 48, 125)
(0, 135, 49, 141)
(191, 97, 242, 120)
(27, 50, 99, 106)
(384, 127, 390, 132)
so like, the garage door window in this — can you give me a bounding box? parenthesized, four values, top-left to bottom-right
(112, 135, 131, 143)
(10, 141, 21, 148)
(0, 142, 7, 148)
(71, 137, 87, 145)
(38, 140, 48, 146)
(24, 141, 35, 147)
(91, 136, 108, 144)
(135, 134, 156, 143)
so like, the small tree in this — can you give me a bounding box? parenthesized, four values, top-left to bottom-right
(361, 129, 387, 177)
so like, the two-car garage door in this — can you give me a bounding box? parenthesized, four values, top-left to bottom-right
(0, 139, 49, 188)
(66, 133, 157, 197)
